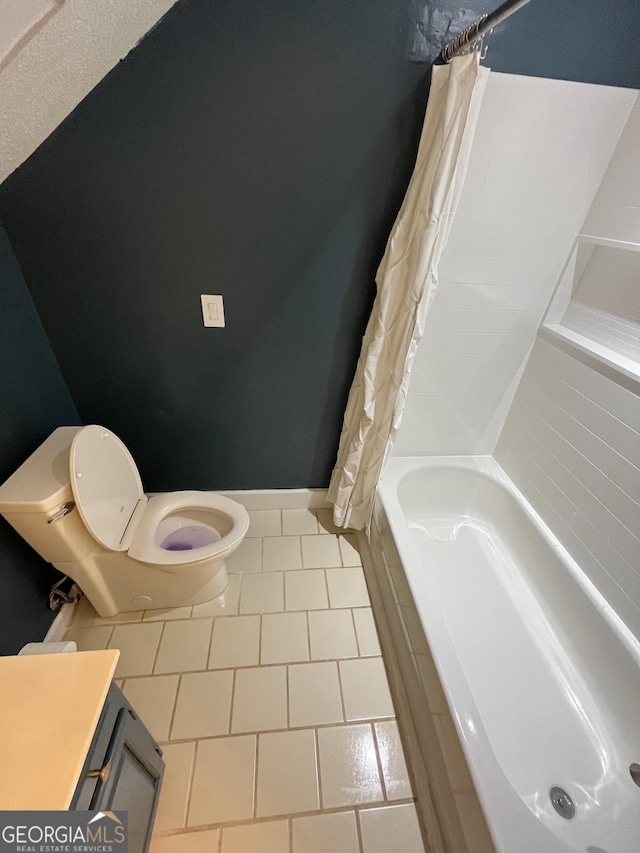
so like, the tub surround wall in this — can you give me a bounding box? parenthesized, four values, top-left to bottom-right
(0, 226, 81, 655)
(560, 98, 640, 360)
(495, 339, 640, 637)
(559, 243, 640, 363)
(582, 97, 640, 245)
(393, 74, 637, 457)
(496, 95, 640, 638)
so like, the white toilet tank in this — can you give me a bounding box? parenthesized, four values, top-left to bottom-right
(0, 427, 98, 563)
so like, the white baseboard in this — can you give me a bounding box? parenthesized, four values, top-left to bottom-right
(218, 488, 329, 511)
(42, 599, 76, 642)
(149, 488, 329, 511)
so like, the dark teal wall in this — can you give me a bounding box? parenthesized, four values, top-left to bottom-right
(0, 0, 638, 491)
(0, 0, 428, 490)
(0, 227, 81, 655)
(487, 0, 640, 88)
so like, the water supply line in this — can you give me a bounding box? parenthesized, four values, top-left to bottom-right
(49, 575, 81, 610)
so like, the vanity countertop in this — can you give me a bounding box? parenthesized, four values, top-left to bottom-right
(0, 649, 119, 810)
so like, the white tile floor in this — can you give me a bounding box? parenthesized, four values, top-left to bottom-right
(65, 510, 426, 853)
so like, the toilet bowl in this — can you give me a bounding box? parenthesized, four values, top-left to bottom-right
(0, 426, 250, 617)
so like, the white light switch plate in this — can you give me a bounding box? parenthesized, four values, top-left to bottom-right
(201, 294, 225, 327)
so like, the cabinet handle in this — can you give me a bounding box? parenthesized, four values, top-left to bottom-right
(87, 760, 111, 784)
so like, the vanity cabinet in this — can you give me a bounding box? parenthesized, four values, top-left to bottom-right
(0, 649, 163, 853)
(70, 683, 165, 853)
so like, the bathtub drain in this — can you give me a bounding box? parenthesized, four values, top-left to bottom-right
(549, 786, 575, 819)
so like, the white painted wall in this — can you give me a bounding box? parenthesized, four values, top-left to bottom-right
(496, 101, 640, 637)
(393, 72, 637, 457)
(0, 0, 178, 184)
(0, 0, 60, 72)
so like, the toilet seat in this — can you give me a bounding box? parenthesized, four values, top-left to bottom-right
(70, 425, 146, 551)
(70, 426, 249, 566)
(129, 491, 249, 567)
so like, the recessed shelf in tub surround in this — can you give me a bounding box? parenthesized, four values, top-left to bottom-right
(543, 235, 640, 388)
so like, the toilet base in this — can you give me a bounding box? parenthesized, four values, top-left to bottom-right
(54, 548, 230, 617)
(129, 564, 230, 612)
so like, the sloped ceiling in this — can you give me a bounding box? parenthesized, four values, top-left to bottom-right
(0, 0, 178, 184)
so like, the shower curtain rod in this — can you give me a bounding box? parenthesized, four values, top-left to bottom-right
(440, 0, 533, 62)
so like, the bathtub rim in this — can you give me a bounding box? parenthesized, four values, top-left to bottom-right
(375, 454, 640, 853)
(379, 455, 640, 667)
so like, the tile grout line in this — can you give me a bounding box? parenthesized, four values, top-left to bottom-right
(89, 598, 373, 630)
(322, 568, 331, 611)
(154, 798, 417, 835)
(166, 672, 182, 742)
(279, 571, 285, 619)
(354, 805, 366, 853)
(313, 727, 324, 812)
(335, 660, 348, 724)
(227, 668, 238, 736)
(253, 733, 260, 821)
(206, 614, 218, 670)
(158, 712, 396, 747)
(203, 618, 214, 674)
(157, 713, 399, 746)
(371, 722, 390, 803)
(350, 608, 362, 658)
(182, 737, 198, 831)
(92, 611, 144, 628)
(237, 572, 246, 616)
(285, 662, 291, 730)
(118, 650, 380, 681)
(304, 610, 311, 664)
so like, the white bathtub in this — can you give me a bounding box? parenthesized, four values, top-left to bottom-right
(369, 456, 640, 853)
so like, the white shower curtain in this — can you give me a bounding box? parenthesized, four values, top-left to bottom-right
(328, 52, 489, 529)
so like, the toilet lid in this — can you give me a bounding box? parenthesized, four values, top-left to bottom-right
(70, 425, 145, 551)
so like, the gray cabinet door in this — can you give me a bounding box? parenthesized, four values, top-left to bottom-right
(90, 706, 164, 853)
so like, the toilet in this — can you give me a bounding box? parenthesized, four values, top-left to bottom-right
(0, 426, 250, 616)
